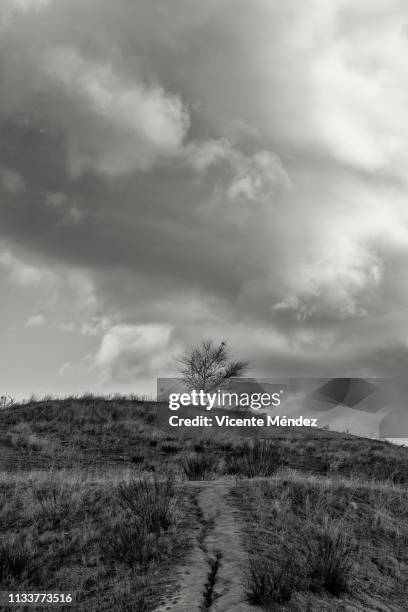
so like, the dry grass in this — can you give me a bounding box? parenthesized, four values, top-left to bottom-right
(0, 541, 32, 587)
(245, 551, 301, 605)
(234, 470, 408, 609)
(0, 468, 192, 610)
(181, 452, 219, 480)
(303, 520, 355, 596)
(116, 474, 182, 532)
(1, 396, 408, 609)
(225, 439, 283, 477)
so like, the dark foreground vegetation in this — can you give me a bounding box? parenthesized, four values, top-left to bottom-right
(235, 474, 408, 610)
(0, 396, 408, 610)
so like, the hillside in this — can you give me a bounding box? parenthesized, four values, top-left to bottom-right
(0, 397, 407, 610)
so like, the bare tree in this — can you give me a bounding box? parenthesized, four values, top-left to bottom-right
(177, 339, 250, 392)
(0, 395, 14, 410)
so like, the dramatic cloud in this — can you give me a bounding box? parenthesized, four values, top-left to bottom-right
(94, 324, 174, 383)
(0, 168, 25, 193)
(26, 313, 46, 327)
(1, 0, 408, 395)
(41, 46, 190, 177)
(0, 246, 50, 286)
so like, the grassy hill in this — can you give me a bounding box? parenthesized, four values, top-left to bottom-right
(0, 396, 408, 610)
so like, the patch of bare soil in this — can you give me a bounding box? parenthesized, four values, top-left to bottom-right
(154, 479, 256, 612)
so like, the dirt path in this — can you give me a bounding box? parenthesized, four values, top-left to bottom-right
(154, 479, 257, 612)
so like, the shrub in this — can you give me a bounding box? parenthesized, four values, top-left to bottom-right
(33, 484, 77, 527)
(181, 453, 218, 480)
(225, 439, 282, 478)
(0, 542, 31, 584)
(160, 442, 181, 454)
(102, 475, 183, 570)
(117, 475, 181, 533)
(244, 553, 299, 605)
(100, 521, 161, 570)
(130, 454, 144, 464)
(304, 522, 355, 596)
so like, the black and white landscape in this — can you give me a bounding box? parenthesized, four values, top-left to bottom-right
(1, 2, 408, 611)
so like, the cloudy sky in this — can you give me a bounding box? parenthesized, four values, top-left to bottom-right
(1, 0, 408, 398)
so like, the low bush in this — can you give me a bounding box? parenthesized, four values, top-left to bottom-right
(160, 442, 181, 454)
(181, 453, 218, 480)
(33, 484, 78, 527)
(101, 475, 184, 571)
(130, 454, 144, 464)
(117, 475, 181, 533)
(100, 521, 161, 570)
(0, 541, 32, 584)
(225, 439, 282, 478)
(304, 522, 355, 596)
(244, 552, 300, 605)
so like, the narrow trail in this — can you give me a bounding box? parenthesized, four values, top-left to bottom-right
(154, 479, 257, 612)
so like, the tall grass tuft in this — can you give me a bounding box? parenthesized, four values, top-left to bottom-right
(117, 474, 181, 533)
(304, 521, 355, 596)
(33, 483, 79, 528)
(244, 553, 300, 605)
(181, 453, 218, 480)
(100, 474, 184, 570)
(100, 521, 161, 569)
(225, 439, 282, 478)
(0, 541, 32, 584)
